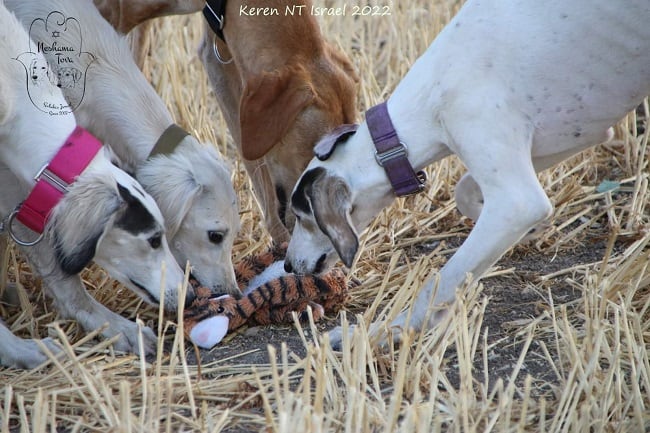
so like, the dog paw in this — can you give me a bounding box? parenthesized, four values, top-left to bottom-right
(104, 320, 157, 356)
(1, 337, 61, 369)
(327, 325, 354, 351)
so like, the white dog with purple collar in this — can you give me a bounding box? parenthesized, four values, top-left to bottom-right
(284, 0, 650, 347)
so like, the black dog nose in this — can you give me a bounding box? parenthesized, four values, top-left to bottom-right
(284, 260, 293, 273)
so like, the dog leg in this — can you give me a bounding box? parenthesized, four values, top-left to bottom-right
(43, 273, 157, 355)
(330, 110, 552, 348)
(244, 159, 291, 243)
(0, 233, 19, 306)
(0, 320, 61, 369)
(455, 173, 484, 222)
(17, 238, 157, 355)
(455, 172, 551, 241)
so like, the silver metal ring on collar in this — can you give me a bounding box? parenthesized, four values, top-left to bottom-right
(213, 35, 233, 65)
(6, 210, 44, 247)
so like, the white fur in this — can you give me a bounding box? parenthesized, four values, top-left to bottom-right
(244, 260, 287, 295)
(0, 4, 185, 368)
(285, 0, 650, 347)
(6, 0, 241, 296)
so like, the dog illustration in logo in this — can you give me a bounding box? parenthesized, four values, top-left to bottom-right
(56, 66, 82, 88)
(28, 56, 56, 88)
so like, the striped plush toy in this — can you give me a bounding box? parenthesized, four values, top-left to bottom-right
(184, 243, 352, 349)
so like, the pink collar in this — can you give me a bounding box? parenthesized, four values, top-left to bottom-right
(14, 126, 102, 237)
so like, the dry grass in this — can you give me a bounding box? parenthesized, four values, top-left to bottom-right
(2, 0, 650, 431)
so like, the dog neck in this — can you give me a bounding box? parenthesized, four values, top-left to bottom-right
(14, 127, 103, 235)
(222, 0, 324, 77)
(21, 0, 177, 171)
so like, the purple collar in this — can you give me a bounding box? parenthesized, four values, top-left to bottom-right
(366, 102, 426, 196)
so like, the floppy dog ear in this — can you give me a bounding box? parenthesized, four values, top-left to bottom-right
(307, 170, 358, 268)
(49, 181, 121, 275)
(72, 68, 82, 82)
(239, 66, 315, 160)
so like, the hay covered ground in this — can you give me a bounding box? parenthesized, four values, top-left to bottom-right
(2, 1, 650, 431)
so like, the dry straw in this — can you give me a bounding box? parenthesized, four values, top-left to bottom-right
(2, 0, 650, 431)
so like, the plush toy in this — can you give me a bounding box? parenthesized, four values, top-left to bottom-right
(184, 243, 352, 349)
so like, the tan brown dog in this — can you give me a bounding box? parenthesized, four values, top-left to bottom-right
(199, 0, 358, 242)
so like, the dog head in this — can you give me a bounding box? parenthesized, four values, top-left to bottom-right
(56, 67, 82, 89)
(284, 125, 395, 275)
(238, 45, 358, 234)
(284, 166, 358, 275)
(47, 158, 188, 311)
(136, 139, 241, 296)
(29, 57, 54, 86)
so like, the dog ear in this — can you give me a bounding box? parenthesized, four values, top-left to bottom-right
(308, 172, 358, 268)
(314, 124, 358, 161)
(49, 182, 121, 275)
(239, 66, 315, 160)
(53, 228, 103, 275)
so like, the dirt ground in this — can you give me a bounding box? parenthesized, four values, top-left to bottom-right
(182, 216, 618, 400)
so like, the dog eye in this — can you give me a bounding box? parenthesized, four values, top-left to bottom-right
(148, 234, 162, 249)
(208, 230, 225, 244)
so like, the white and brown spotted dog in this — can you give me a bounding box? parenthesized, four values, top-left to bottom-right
(284, 0, 650, 347)
(0, 4, 186, 368)
(7, 0, 241, 297)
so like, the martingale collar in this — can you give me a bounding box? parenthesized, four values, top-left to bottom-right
(366, 101, 426, 197)
(10, 126, 102, 244)
(203, 0, 227, 41)
(149, 124, 190, 157)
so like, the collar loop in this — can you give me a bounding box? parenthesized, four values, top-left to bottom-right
(366, 102, 426, 197)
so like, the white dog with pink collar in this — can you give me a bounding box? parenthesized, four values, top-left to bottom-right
(0, 4, 187, 368)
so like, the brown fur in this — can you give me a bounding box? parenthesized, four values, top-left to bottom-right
(93, 0, 203, 34)
(185, 269, 350, 332)
(184, 244, 352, 335)
(200, 0, 359, 242)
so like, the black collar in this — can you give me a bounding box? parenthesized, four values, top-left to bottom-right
(203, 0, 227, 42)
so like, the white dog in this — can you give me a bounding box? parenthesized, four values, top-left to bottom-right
(7, 0, 241, 296)
(284, 0, 650, 347)
(0, 4, 186, 368)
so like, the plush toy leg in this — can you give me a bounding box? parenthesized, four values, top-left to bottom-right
(188, 315, 230, 349)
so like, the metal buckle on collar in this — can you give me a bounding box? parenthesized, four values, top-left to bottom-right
(34, 164, 69, 193)
(5, 209, 44, 247)
(375, 142, 408, 167)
